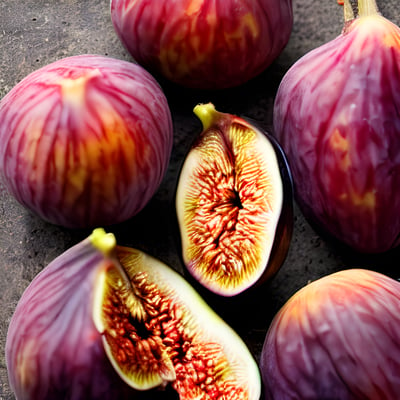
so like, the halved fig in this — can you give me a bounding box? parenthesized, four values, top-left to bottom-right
(6, 228, 261, 399)
(176, 103, 293, 297)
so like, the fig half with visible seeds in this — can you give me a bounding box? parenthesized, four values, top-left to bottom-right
(176, 103, 293, 296)
(6, 228, 261, 399)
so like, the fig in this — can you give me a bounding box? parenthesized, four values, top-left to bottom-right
(273, 0, 400, 253)
(0, 54, 173, 228)
(260, 268, 400, 399)
(110, 0, 293, 89)
(6, 228, 261, 399)
(176, 103, 293, 296)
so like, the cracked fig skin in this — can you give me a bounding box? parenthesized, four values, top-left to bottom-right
(273, 0, 400, 253)
(176, 103, 293, 296)
(6, 228, 261, 400)
(260, 269, 400, 399)
(0, 55, 173, 228)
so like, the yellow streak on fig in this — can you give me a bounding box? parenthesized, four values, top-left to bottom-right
(159, 5, 217, 80)
(15, 337, 37, 397)
(339, 189, 376, 208)
(383, 28, 400, 49)
(329, 129, 350, 170)
(350, 15, 398, 50)
(224, 13, 259, 42)
(24, 118, 46, 170)
(60, 69, 101, 107)
(52, 95, 136, 207)
(186, 0, 204, 16)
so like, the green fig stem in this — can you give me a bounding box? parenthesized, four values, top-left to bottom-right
(90, 228, 117, 256)
(194, 103, 219, 131)
(357, 0, 379, 17)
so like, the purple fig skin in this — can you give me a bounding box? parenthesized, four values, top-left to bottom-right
(110, 0, 293, 89)
(0, 55, 173, 228)
(260, 269, 400, 400)
(5, 236, 138, 400)
(273, 13, 400, 253)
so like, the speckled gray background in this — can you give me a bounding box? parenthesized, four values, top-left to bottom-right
(0, 1, 399, 399)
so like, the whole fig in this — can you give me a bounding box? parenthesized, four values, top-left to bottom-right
(260, 268, 400, 399)
(273, 0, 400, 253)
(0, 55, 173, 228)
(176, 103, 293, 296)
(110, 0, 293, 89)
(6, 228, 261, 399)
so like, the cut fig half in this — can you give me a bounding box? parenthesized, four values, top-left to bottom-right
(91, 229, 261, 398)
(176, 103, 293, 296)
(7, 227, 260, 399)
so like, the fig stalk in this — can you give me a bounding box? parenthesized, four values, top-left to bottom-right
(358, 0, 379, 17)
(342, 0, 355, 24)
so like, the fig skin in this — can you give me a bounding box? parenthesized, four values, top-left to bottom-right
(6, 228, 261, 400)
(260, 269, 400, 400)
(110, 0, 293, 89)
(273, 3, 400, 253)
(176, 103, 293, 296)
(0, 54, 173, 228)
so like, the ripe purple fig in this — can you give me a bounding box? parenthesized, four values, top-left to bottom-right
(260, 268, 400, 399)
(0, 55, 173, 228)
(110, 0, 293, 89)
(6, 228, 261, 399)
(273, 0, 400, 253)
(176, 103, 293, 296)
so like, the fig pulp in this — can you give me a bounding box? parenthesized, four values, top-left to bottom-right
(273, 0, 400, 253)
(110, 0, 293, 89)
(176, 103, 293, 296)
(260, 269, 400, 399)
(0, 55, 173, 228)
(6, 228, 261, 399)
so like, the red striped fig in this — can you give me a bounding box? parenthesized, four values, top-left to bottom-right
(176, 103, 293, 296)
(0, 55, 173, 228)
(6, 228, 261, 399)
(260, 268, 400, 399)
(110, 0, 293, 89)
(273, 0, 400, 253)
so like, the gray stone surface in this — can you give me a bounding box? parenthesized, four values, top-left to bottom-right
(0, 0, 399, 398)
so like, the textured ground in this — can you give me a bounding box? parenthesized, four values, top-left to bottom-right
(0, 1, 399, 398)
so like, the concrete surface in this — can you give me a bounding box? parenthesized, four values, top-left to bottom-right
(0, 0, 399, 398)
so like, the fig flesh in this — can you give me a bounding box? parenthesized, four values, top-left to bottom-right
(260, 268, 400, 399)
(6, 228, 261, 399)
(110, 0, 293, 89)
(176, 103, 293, 296)
(0, 55, 173, 228)
(273, 0, 400, 253)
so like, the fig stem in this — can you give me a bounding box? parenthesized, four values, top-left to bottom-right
(193, 103, 219, 131)
(343, 0, 355, 23)
(90, 228, 117, 256)
(357, 0, 379, 17)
